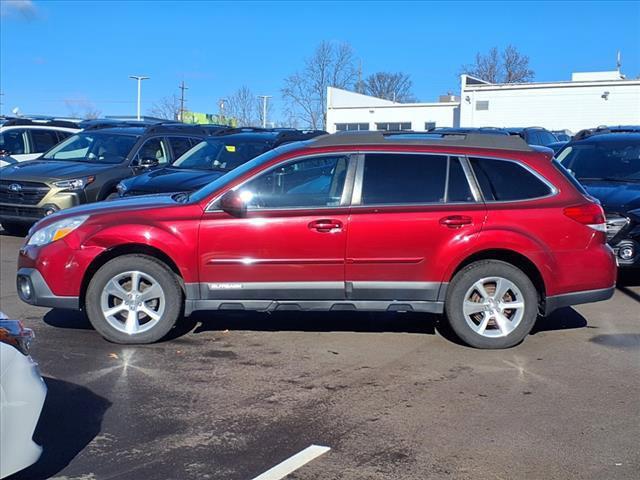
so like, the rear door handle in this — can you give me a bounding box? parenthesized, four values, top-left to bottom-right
(308, 219, 343, 233)
(439, 215, 473, 228)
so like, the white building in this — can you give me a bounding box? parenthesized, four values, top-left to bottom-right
(326, 87, 459, 133)
(326, 70, 640, 134)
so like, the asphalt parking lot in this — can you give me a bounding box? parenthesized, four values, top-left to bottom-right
(1, 232, 639, 480)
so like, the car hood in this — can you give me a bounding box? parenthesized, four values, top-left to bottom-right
(32, 193, 188, 229)
(124, 167, 226, 194)
(581, 180, 640, 214)
(0, 160, 118, 182)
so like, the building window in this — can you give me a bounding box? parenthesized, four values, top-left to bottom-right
(375, 122, 411, 131)
(335, 123, 369, 131)
(475, 100, 489, 111)
(425, 122, 436, 131)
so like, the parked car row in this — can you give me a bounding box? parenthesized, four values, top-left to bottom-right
(0, 122, 325, 234)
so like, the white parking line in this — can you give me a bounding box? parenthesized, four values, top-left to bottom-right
(251, 444, 331, 480)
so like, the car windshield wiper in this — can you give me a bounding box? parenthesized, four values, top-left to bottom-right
(172, 192, 190, 203)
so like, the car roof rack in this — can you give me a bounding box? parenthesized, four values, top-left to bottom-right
(144, 123, 229, 135)
(273, 129, 327, 146)
(80, 119, 158, 130)
(2, 118, 80, 129)
(310, 130, 533, 151)
(573, 125, 640, 141)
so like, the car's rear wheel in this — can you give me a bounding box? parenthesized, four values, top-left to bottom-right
(85, 255, 182, 344)
(445, 260, 538, 349)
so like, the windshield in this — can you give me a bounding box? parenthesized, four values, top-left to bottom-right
(173, 138, 272, 171)
(557, 140, 640, 182)
(42, 132, 139, 164)
(188, 142, 307, 204)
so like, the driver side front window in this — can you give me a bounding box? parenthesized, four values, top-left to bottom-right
(136, 138, 168, 165)
(238, 155, 350, 209)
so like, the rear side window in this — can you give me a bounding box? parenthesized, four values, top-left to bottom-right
(29, 129, 60, 153)
(361, 154, 474, 205)
(470, 157, 552, 201)
(169, 136, 198, 160)
(0, 129, 27, 154)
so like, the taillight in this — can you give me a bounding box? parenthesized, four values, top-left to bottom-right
(0, 318, 34, 355)
(563, 203, 606, 232)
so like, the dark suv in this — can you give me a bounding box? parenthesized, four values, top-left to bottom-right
(17, 131, 616, 349)
(506, 127, 558, 147)
(116, 129, 326, 197)
(0, 122, 228, 234)
(557, 126, 640, 267)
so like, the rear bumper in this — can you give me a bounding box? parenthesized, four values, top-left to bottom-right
(544, 286, 615, 316)
(17, 267, 79, 309)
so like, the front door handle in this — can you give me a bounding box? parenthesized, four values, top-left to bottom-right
(439, 215, 473, 228)
(308, 219, 343, 233)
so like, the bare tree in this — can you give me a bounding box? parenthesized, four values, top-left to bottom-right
(225, 86, 259, 126)
(64, 98, 102, 119)
(363, 72, 416, 102)
(282, 41, 358, 129)
(148, 95, 180, 120)
(461, 45, 534, 83)
(502, 45, 535, 83)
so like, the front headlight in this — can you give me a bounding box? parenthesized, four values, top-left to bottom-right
(54, 176, 95, 190)
(27, 215, 89, 246)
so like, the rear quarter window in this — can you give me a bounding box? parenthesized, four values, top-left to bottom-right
(470, 157, 553, 201)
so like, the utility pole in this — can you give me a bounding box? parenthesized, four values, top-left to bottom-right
(129, 75, 149, 121)
(179, 80, 188, 122)
(0, 91, 3, 116)
(357, 61, 363, 93)
(257, 95, 272, 128)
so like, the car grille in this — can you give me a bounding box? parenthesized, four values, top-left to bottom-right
(605, 214, 629, 242)
(0, 180, 50, 205)
(0, 205, 49, 220)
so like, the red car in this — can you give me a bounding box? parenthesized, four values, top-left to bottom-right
(17, 132, 616, 349)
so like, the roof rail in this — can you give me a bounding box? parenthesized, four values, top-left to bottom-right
(310, 130, 533, 151)
(573, 125, 640, 141)
(273, 129, 327, 146)
(2, 118, 80, 129)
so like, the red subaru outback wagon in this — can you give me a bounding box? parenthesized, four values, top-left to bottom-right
(17, 132, 617, 349)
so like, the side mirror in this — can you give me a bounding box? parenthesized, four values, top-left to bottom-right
(139, 157, 159, 168)
(219, 190, 247, 217)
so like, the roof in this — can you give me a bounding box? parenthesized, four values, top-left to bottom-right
(573, 125, 640, 141)
(572, 132, 640, 144)
(310, 131, 533, 152)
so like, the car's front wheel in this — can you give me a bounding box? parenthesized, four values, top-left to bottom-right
(445, 260, 539, 349)
(85, 254, 183, 344)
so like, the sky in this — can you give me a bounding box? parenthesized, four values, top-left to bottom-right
(1, 0, 639, 123)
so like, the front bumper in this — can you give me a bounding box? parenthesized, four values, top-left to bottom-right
(544, 286, 615, 316)
(0, 189, 86, 225)
(17, 268, 79, 309)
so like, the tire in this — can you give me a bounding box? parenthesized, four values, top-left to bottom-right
(444, 260, 539, 349)
(105, 192, 120, 200)
(1, 221, 30, 236)
(85, 254, 183, 344)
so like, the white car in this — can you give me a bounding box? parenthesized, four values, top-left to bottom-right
(0, 315, 47, 479)
(0, 119, 80, 167)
